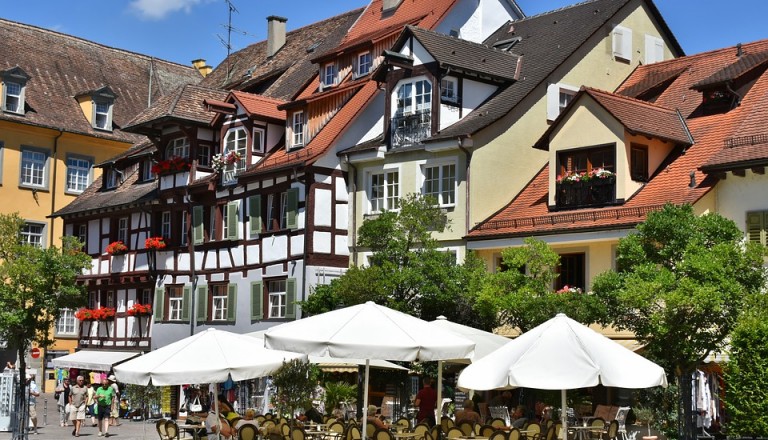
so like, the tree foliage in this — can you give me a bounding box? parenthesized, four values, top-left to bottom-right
(724, 293, 768, 437)
(271, 359, 319, 420)
(300, 194, 490, 327)
(0, 213, 90, 409)
(476, 237, 608, 332)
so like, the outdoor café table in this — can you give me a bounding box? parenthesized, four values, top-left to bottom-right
(393, 432, 419, 439)
(178, 423, 205, 440)
(569, 425, 603, 440)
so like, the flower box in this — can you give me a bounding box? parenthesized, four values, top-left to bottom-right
(76, 307, 116, 321)
(151, 157, 190, 176)
(145, 236, 167, 250)
(127, 303, 152, 317)
(106, 241, 128, 256)
(212, 151, 242, 173)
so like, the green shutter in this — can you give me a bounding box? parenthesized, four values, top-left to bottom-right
(286, 188, 299, 230)
(181, 287, 191, 322)
(153, 288, 164, 321)
(286, 278, 297, 319)
(192, 205, 204, 244)
(227, 284, 237, 322)
(248, 195, 262, 236)
(746, 212, 766, 245)
(196, 285, 208, 323)
(227, 202, 239, 240)
(250, 281, 263, 321)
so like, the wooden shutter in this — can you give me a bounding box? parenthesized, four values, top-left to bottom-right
(227, 284, 237, 322)
(248, 195, 262, 236)
(153, 288, 164, 321)
(286, 188, 299, 230)
(746, 212, 766, 246)
(192, 205, 204, 244)
(612, 26, 632, 61)
(227, 202, 239, 240)
(546, 83, 560, 121)
(181, 287, 191, 322)
(285, 278, 297, 319)
(251, 281, 263, 321)
(196, 285, 208, 322)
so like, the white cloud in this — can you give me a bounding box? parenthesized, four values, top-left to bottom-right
(129, 0, 206, 20)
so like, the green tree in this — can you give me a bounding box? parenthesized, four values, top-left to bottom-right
(476, 237, 608, 332)
(300, 194, 490, 326)
(590, 204, 766, 439)
(271, 359, 319, 422)
(724, 293, 768, 436)
(0, 213, 91, 424)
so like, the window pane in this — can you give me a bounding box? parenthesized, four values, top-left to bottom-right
(21, 223, 44, 247)
(268, 280, 287, 318)
(66, 157, 91, 192)
(56, 309, 77, 335)
(424, 167, 439, 199)
(386, 171, 399, 210)
(168, 286, 183, 321)
(441, 164, 456, 205)
(5, 82, 21, 112)
(95, 102, 110, 129)
(211, 285, 228, 321)
(21, 150, 46, 187)
(370, 173, 384, 212)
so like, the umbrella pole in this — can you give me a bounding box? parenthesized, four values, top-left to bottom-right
(214, 387, 221, 440)
(437, 361, 443, 424)
(362, 360, 370, 439)
(560, 389, 567, 440)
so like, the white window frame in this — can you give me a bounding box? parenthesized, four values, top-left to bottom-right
(422, 162, 457, 207)
(21, 222, 45, 248)
(644, 34, 665, 64)
(322, 63, 337, 88)
(252, 127, 265, 154)
(4, 81, 22, 114)
(546, 83, 579, 121)
(142, 160, 155, 181)
(166, 137, 190, 159)
(20, 147, 49, 189)
(268, 279, 287, 319)
(56, 309, 78, 336)
(224, 127, 248, 175)
(93, 100, 112, 131)
(105, 169, 119, 189)
(65, 154, 93, 194)
(266, 192, 288, 231)
(211, 285, 228, 321)
(180, 213, 188, 246)
(612, 25, 633, 62)
(368, 168, 400, 213)
(161, 211, 172, 240)
(77, 224, 87, 246)
(198, 144, 211, 167)
(168, 286, 184, 321)
(117, 217, 129, 244)
(357, 52, 372, 77)
(394, 78, 432, 116)
(440, 77, 458, 103)
(140, 288, 152, 305)
(291, 111, 305, 148)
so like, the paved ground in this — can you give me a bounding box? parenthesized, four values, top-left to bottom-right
(0, 393, 163, 440)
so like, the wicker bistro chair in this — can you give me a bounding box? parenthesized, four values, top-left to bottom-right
(239, 425, 259, 440)
(589, 418, 606, 440)
(480, 425, 496, 438)
(346, 425, 362, 440)
(507, 428, 521, 440)
(489, 430, 508, 440)
(523, 422, 540, 440)
(605, 420, 619, 440)
(431, 424, 441, 440)
(490, 419, 506, 429)
(446, 427, 464, 439)
(157, 419, 170, 440)
(328, 421, 346, 434)
(367, 422, 377, 439)
(375, 428, 395, 440)
(614, 407, 630, 440)
(441, 417, 455, 433)
(292, 427, 308, 440)
(412, 423, 430, 440)
(395, 418, 411, 430)
(458, 421, 475, 437)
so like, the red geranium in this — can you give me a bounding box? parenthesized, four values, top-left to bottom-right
(145, 236, 166, 250)
(127, 303, 152, 316)
(93, 307, 116, 321)
(106, 241, 128, 255)
(151, 157, 190, 175)
(75, 308, 96, 321)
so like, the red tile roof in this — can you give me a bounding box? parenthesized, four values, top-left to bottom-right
(231, 91, 286, 122)
(469, 39, 768, 240)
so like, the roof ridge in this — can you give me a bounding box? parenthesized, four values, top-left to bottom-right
(0, 18, 194, 70)
(283, 7, 364, 38)
(510, 0, 626, 24)
(408, 25, 518, 56)
(583, 86, 680, 114)
(633, 38, 768, 72)
(231, 90, 287, 105)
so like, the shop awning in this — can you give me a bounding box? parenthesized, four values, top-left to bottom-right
(52, 350, 141, 371)
(313, 357, 408, 373)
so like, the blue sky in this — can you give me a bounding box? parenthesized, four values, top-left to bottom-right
(3, 0, 766, 69)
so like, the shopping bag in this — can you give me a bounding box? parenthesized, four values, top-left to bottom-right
(188, 397, 203, 413)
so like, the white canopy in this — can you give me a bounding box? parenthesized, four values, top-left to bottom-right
(52, 350, 141, 371)
(264, 302, 475, 438)
(114, 328, 306, 386)
(428, 316, 510, 364)
(457, 314, 667, 439)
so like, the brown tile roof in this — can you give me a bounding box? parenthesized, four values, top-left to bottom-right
(200, 9, 363, 100)
(534, 87, 693, 150)
(403, 26, 521, 82)
(231, 91, 286, 122)
(428, 0, 683, 142)
(0, 18, 201, 143)
(691, 47, 768, 90)
(124, 85, 228, 132)
(470, 39, 768, 240)
(53, 168, 157, 218)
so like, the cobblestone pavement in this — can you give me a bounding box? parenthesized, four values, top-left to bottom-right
(0, 393, 161, 440)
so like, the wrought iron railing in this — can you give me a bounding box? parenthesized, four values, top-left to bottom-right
(391, 110, 431, 148)
(556, 177, 616, 208)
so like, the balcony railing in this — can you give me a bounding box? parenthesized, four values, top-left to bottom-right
(391, 110, 431, 148)
(556, 177, 616, 208)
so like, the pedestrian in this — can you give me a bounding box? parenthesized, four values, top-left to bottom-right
(414, 376, 437, 427)
(86, 381, 97, 427)
(69, 375, 88, 437)
(56, 377, 71, 427)
(95, 377, 115, 437)
(27, 374, 40, 435)
(108, 375, 121, 426)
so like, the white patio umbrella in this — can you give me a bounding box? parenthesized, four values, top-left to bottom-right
(457, 314, 667, 440)
(264, 302, 475, 438)
(114, 328, 306, 438)
(428, 316, 511, 417)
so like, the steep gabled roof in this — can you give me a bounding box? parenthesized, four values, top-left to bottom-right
(691, 47, 768, 90)
(124, 85, 228, 133)
(52, 170, 158, 218)
(428, 0, 682, 142)
(200, 9, 363, 100)
(400, 26, 521, 82)
(469, 39, 768, 240)
(231, 91, 286, 122)
(0, 18, 201, 143)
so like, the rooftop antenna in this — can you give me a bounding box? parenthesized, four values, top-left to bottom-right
(219, 0, 238, 80)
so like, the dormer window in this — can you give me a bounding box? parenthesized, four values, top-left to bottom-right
(94, 101, 112, 130)
(291, 111, 306, 148)
(75, 86, 116, 131)
(441, 77, 458, 103)
(392, 79, 432, 148)
(322, 63, 337, 88)
(357, 52, 372, 77)
(223, 127, 248, 174)
(105, 169, 119, 189)
(2, 67, 30, 115)
(142, 160, 156, 181)
(166, 137, 190, 159)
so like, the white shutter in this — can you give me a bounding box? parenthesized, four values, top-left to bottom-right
(547, 83, 560, 121)
(645, 35, 665, 64)
(613, 25, 632, 61)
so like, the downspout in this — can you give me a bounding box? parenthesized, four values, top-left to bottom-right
(186, 189, 197, 337)
(344, 155, 358, 266)
(299, 167, 310, 312)
(49, 129, 64, 246)
(458, 137, 472, 244)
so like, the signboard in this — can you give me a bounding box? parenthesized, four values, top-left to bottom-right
(30, 348, 40, 359)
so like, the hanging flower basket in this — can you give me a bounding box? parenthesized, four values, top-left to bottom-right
(212, 150, 242, 173)
(127, 303, 152, 317)
(151, 157, 191, 175)
(145, 236, 167, 250)
(106, 241, 128, 256)
(75, 308, 97, 321)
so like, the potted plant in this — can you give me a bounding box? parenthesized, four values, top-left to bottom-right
(94, 306, 116, 321)
(151, 156, 190, 175)
(127, 303, 152, 317)
(145, 236, 166, 251)
(106, 241, 128, 256)
(633, 406, 656, 440)
(75, 308, 97, 321)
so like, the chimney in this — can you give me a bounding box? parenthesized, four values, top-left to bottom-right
(267, 16, 288, 58)
(383, 0, 403, 12)
(191, 59, 212, 77)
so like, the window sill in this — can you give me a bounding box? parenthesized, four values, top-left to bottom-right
(65, 190, 86, 196)
(3, 109, 25, 116)
(18, 184, 49, 192)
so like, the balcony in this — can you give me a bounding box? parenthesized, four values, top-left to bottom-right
(391, 110, 431, 148)
(556, 177, 616, 208)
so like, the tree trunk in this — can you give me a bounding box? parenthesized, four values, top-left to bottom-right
(15, 342, 28, 440)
